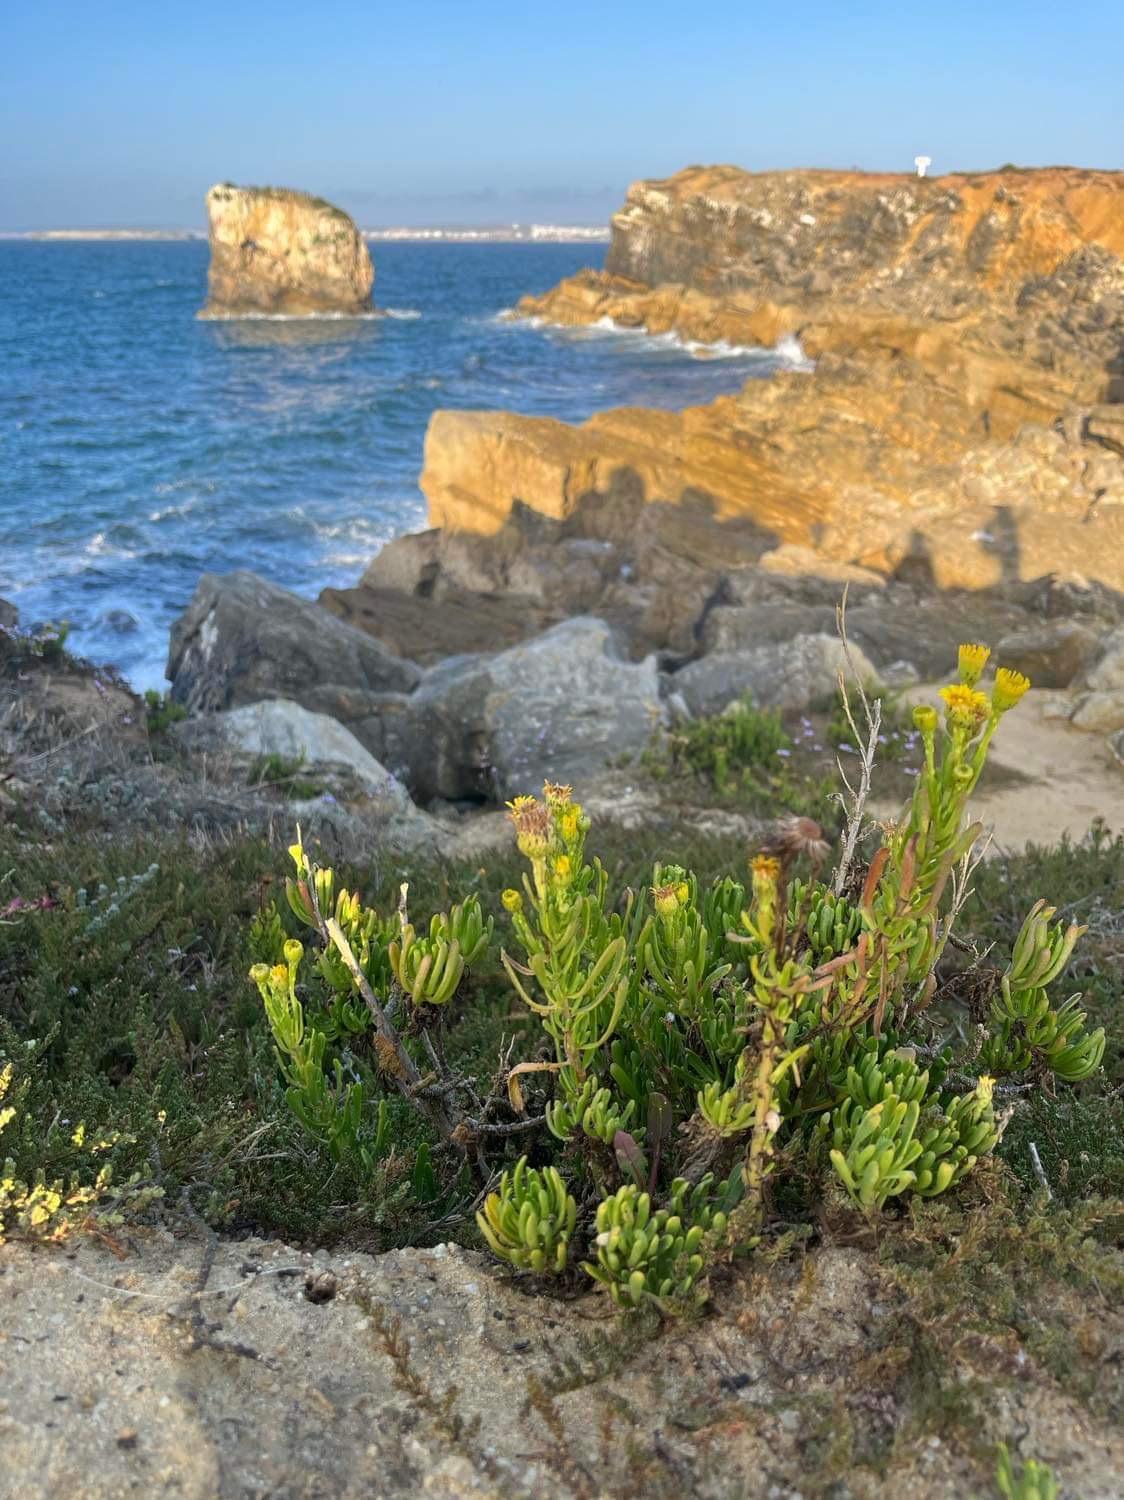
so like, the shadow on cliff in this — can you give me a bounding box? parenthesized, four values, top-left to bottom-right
(324, 464, 783, 665)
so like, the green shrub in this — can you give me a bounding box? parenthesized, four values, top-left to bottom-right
(646, 696, 836, 820)
(246, 643, 1107, 1313)
(247, 752, 323, 800)
(144, 688, 187, 735)
(0, 1058, 162, 1245)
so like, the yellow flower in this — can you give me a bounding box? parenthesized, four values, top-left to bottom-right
(911, 704, 938, 735)
(957, 642, 991, 686)
(506, 795, 536, 816)
(283, 938, 304, 968)
(975, 1074, 995, 1106)
(992, 667, 1030, 714)
(652, 883, 680, 920)
(559, 809, 580, 844)
(553, 855, 572, 880)
(501, 888, 523, 914)
(751, 854, 781, 883)
(675, 882, 690, 907)
(938, 683, 991, 734)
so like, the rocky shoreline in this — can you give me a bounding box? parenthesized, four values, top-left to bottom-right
(144, 167, 1124, 831)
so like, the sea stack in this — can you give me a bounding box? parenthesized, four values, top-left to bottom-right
(198, 183, 374, 318)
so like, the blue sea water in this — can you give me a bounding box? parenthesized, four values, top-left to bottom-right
(0, 240, 799, 690)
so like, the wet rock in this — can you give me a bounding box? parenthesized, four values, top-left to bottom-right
(0, 596, 18, 630)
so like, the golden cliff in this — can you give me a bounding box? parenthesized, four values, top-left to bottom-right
(199, 183, 373, 318)
(419, 166, 1124, 593)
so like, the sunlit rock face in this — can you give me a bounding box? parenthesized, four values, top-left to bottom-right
(198, 183, 374, 318)
(422, 166, 1124, 596)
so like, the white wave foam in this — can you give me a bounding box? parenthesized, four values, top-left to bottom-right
(510, 308, 816, 367)
(773, 332, 815, 371)
(381, 307, 422, 320)
(84, 531, 138, 561)
(200, 310, 382, 322)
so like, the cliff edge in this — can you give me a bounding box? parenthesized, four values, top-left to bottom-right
(198, 183, 374, 318)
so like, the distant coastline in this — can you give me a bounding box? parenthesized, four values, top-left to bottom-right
(1, 224, 611, 244)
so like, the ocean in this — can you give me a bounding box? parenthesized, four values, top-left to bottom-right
(0, 240, 802, 690)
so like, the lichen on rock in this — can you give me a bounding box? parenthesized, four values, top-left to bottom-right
(198, 182, 374, 318)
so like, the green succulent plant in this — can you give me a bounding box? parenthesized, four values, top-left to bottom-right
(245, 643, 1104, 1316)
(389, 896, 492, 1007)
(583, 1175, 732, 1311)
(995, 1443, 1059, 1500)
(981, 901, 1105, 1081)
(476, 1156, 577, 1274)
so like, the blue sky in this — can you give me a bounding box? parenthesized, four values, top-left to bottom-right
(2, 0, 1121, 228)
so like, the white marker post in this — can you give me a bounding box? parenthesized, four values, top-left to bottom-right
(914, 155, 932, 178)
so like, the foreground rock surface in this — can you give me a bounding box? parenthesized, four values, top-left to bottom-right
(198, 183, 374, 318)
(2, 1229, 1120, 1500)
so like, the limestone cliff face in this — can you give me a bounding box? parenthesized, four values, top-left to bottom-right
(420, 165, 1124, 596)
(199, 184, 374, 318)
(602, 165, 1124, 305)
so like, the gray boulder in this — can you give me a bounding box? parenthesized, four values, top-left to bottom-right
(175, 699, 411, 803)
(672, 634, 880, 718)
(995, 620, 1098, 689)
(1069, 626, 1124, 733)
(167, 572, 420, 715)
(357, 617, 662, 802)
(173, 698, 445, 855)
(0, 597, 18, 631)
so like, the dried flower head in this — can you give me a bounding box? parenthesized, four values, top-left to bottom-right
(938, 683, 991, 734)
(759, 816, 830, 869)
(543, 782, 573, 806)
(957, 643, 991, 686)
(992, 667, 1030, 714)
(509, 799, 555, 859)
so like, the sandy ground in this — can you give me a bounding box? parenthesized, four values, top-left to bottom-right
(873, 688, 1123, 853)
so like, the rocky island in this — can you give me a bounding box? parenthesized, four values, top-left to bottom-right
(198, 182, 374, 317)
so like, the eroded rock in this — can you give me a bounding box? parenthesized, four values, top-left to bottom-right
(2, 1229, 1120, 1500)
(199, 183, 374, 318)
